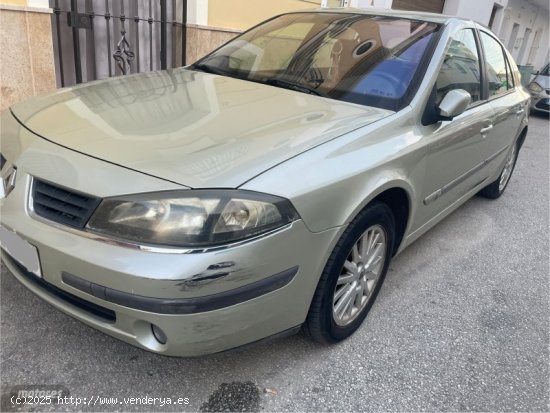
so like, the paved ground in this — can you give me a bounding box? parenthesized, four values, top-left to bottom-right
(1, 114, 548, 412)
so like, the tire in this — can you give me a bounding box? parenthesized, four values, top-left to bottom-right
(303, 201, 395, 344)
(479, 140, 519, 200)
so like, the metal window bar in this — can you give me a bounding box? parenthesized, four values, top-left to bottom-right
(70, 0, 82, 83)
(53, 0, 65, 86)
(160, 0, 167, 70)
(85, 0, 97, 81)
(149, 0, 153, 72)
(105, 0, 112, 77)
(50, 0, 187, 87)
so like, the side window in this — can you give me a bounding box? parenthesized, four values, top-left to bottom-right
(480, 31, 513, 97)
(436, 29, 482, 106)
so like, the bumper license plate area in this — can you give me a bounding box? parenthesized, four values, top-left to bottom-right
(0, 226, 41, 277)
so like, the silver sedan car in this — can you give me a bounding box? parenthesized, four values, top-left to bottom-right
(0, 9, 529, 356)
(528, 63, 550, 114)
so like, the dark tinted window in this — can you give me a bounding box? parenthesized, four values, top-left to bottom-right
(193, 13, 440, 111)
(436, 29, 481, 105)
(480, 31, 513, 97)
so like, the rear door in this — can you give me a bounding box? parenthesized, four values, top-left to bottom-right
(478, 29, 529, 167)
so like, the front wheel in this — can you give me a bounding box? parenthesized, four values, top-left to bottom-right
(479, 141, 519, 199)
(303, 201, 395, 344)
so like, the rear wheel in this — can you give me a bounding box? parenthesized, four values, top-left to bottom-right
(479, 141, 519, 199)
(303, 201, 395, 344)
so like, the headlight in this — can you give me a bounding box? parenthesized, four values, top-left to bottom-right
(528, 81, 544, 93)
(86, 190, 299, 248)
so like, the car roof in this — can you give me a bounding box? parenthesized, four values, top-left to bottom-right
(291, 7, 462, 25)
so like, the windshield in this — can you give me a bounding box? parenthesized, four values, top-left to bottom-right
(541, 64, 550, 76)
(192, 13, 439, 111)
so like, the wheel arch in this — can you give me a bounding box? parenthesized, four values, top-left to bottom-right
(302, 182, 414, 342)
(517, 126, 528, 149)
(371, 187, 410, 256)
(343, 181, 414, 256)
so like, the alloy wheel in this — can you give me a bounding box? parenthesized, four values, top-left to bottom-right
(499, 144, 517, 192)
(332, 224, 387, 326)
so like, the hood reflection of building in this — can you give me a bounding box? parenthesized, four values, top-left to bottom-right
(51, 68, 371, 182)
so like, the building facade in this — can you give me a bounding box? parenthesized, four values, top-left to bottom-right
(1, 0, 548, 110)
(0, 0, 57, 110)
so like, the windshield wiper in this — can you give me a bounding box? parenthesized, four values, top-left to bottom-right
(263, 78, 327, 97)
(191, 66, 327, 98)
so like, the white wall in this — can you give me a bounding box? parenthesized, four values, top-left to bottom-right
(441, 0, 548, 69)
(27, 0, 50, 8)
(188, 0, 208, 26)
(443, 0, 498, 24)
(343, 0, 549, 69)
(349, 0, 393, 9)
(496, 0, 549, 68)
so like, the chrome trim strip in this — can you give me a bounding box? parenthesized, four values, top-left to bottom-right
(424, 161, 484, 205)
(486, 145, 509, 163)
(62, 266, 299, 314)
(26, 176, 294, 255)
(1, 166, 17, 199)
(424, 145, 510, 206)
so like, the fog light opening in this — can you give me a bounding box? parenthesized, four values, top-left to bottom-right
(151, 324, 167, 345)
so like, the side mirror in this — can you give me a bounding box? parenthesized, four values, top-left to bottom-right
(438, 89, 471, 119)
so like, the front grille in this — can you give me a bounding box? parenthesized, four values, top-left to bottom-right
(4, 254, 116, 322)
(32, 179, 101, 229)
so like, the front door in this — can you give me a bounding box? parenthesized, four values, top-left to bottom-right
(417, 28, 493, 227)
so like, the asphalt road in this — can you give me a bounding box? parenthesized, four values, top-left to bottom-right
(1, 114, 548, 412)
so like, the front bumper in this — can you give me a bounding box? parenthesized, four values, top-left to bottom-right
(1, 239, 314, 357)
(0, 127, 340, 356)
(1, 175, 339, 356)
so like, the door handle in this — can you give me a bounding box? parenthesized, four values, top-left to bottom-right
(480, 124, 493, 136)
(516, 108, 524, 115)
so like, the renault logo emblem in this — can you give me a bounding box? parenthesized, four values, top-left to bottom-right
(0, 166, 17, 199)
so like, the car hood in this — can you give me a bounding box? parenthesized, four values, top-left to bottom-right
(10, 68, 392, 188)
